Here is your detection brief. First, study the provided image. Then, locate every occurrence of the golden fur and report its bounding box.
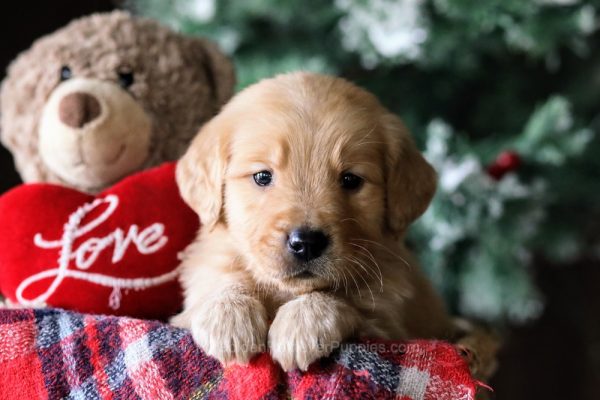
[172,72,460,371]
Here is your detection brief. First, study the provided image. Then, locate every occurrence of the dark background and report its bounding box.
[1,2,598,398]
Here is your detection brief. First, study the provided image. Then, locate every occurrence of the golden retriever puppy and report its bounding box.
[172,72,457,371]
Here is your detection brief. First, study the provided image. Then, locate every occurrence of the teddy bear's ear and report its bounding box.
[188,38,236,110]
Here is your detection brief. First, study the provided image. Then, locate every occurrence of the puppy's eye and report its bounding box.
[60,66,72,81]
[340,172,363,191]
[118,70,134,88]
[253,170,273,186]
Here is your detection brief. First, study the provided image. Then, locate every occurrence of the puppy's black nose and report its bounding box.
[287,228,329,262]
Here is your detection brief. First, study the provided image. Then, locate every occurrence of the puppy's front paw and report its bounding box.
[173,294,268,366]
[268,292,357,371]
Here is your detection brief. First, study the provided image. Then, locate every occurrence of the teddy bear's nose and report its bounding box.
[58,92,102,128]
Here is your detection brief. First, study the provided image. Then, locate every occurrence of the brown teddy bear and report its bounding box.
[0,10,235,193]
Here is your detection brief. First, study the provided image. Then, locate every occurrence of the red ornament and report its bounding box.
[487,150,521,180]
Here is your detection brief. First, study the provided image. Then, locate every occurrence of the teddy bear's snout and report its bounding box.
[38,77,153,191]
[58,92,102,129]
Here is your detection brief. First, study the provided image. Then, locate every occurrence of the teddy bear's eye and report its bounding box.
[118,71,135,88]
[60,66,72,81]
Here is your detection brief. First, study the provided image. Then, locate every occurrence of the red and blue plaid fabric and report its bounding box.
[0,308,481,399]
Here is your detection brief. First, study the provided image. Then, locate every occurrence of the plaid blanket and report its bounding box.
[0,308,481,399]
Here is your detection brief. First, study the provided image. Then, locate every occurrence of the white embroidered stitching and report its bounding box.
[16,194,173,310]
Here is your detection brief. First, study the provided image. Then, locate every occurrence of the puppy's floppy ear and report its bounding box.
[381,113,437,236]
[176,117,230,230]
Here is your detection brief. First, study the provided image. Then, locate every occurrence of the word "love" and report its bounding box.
[16,195,176,310]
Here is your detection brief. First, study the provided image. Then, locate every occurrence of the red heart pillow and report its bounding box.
[0,162,199,320]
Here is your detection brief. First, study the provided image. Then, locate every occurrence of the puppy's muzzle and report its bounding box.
[287,228,329,263]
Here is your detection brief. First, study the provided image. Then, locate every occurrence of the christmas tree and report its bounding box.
[128,0,600,323]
